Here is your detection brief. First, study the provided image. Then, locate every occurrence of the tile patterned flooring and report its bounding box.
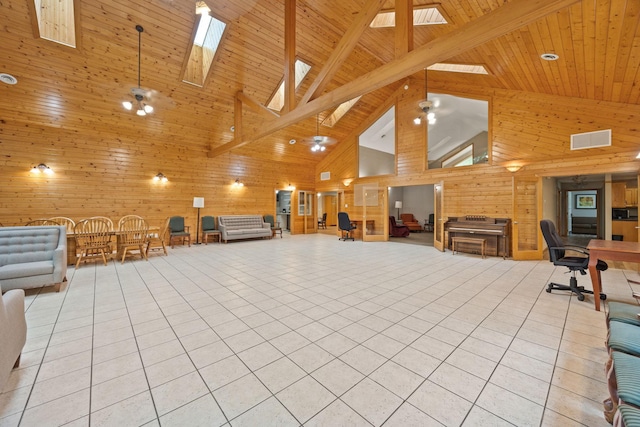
[1,233,639,426]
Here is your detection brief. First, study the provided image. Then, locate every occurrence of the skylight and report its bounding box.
[323,96,362,127]
[182,2,227,87]
[370,6,447,28]
[32,0,76,47]
[427,63,489,75]
[267,60,311,111]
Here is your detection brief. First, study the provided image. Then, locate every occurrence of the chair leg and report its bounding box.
[547,273,594,301]
[13,355,20,369]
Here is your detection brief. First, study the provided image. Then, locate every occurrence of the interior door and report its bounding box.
[299,190,316,234]
[513,176,543,260]
[362,185,387,242]
[433,182,445,251]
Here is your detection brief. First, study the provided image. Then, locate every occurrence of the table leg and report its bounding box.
[588,256,602,311]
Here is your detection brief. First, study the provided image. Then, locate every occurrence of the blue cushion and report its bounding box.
[608,302,640,327]
[618,404,640,427]
[609,320,640,356]
[613,351,640,407]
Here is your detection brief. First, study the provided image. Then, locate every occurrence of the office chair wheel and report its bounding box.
[577,294,585,301]
[546,287,552,293]
[600,293,607,301]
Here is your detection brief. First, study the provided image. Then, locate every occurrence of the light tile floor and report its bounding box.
[1,233,638,426]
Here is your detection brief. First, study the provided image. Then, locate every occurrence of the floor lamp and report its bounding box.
[395,201,403,219]
[193,197,204,244]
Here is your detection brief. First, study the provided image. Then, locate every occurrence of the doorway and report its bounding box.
[388,184,435,246]
[317,191,338,236]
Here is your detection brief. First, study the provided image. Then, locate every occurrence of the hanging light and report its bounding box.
[30,163,53,175]
[153,172,168,182]
[122,25,154,116]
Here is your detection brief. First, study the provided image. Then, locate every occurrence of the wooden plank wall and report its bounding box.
[0,120,315,234]
[316,76,640,223]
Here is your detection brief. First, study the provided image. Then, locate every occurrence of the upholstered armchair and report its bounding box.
[0,285,27,390]
[389,216,410,237]
[400,213,422,232]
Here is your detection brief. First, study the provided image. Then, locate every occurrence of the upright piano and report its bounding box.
[444,216,511,259]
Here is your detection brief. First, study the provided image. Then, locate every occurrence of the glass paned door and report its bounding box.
[362,185,387,242]
[433,182,445,251]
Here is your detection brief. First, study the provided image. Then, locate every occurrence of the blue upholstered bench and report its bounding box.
[608,302,640,327]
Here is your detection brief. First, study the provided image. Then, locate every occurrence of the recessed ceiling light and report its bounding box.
[289,139,296,145]
[0,73,17,85]
[541,53,559,61]
[230,126,235,132]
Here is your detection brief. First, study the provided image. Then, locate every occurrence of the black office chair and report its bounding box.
[540,219,607,301]
[425,213,434,232]
[338,212,356,241]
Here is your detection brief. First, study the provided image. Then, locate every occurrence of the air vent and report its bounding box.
[571,129,611,150]
[320,172,330,181]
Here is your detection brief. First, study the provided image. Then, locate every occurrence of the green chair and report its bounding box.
[201,215,219,244]
[168,216,191,248]
[264,214,282,238]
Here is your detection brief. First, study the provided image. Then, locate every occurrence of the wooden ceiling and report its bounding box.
[1,0,639,166]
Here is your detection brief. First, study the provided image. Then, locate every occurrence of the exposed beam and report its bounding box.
[283,0,296,113]
[236,91,280,119]
[299,0,386,105]
[395,0,413,57]
[209,0,580,158]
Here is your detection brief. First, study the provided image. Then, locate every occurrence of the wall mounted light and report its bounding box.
[286,183,295,191]
[343,179,352,187]
[505,165,522,173]
[153,173,168,182]
[30,163,53,175]
[233,178,244,187]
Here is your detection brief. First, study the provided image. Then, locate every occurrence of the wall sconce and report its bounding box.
[505,165,522,173]
[153,172,168,182]
[286,183,295,191]
[30,163,53,175]
[233,179,244,187]
[343,179,352,187]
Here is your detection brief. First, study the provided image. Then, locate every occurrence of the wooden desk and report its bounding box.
[350,219,374,239]
[587,239,640,311]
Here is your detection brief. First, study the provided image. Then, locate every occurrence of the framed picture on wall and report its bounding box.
[576,194,596,209]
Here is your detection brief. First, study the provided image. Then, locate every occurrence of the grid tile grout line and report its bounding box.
[0,234,627,426]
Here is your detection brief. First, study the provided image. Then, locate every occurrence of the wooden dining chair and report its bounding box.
[73,218,112,268]
[117,216,149,263]
[24,219,60,226]
[47,217,75,233]
[146,217,169,256]
[88,216,115,254]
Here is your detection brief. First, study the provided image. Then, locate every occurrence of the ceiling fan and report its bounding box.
[122,25,155,116]
[302,114,337,152]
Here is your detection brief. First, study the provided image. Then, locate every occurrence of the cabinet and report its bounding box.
[613,183,627,208]
[626,188,638,207]
[612,220,638,242]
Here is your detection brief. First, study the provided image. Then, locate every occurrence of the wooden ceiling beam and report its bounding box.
[299,0,386,105]
[395,0,413,57]
[236,91,280,119]
[283,0,296,113]
[209,0,580,158]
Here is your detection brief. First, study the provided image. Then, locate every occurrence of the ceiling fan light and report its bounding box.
[144,104,154,114]
[413,117,421,125]
[428,117,436,125]
[427,112,435,120]
[136,109,146,116]
[122,101,133,110]
[320,146,326,151]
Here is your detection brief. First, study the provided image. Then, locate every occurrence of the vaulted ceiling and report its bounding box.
[1,0,638,167]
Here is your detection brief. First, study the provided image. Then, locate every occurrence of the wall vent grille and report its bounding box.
[571,129,611,150]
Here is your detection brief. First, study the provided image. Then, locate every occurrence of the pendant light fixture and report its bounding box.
[122,25,154,116]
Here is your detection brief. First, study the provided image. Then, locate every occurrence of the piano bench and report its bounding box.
[452,237,487,259]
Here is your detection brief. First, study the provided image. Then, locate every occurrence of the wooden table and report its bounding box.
[587,239,640,311]
[67,227,159,265]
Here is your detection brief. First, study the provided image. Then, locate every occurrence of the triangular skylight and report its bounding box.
[32,0,77,47]
[427,63,489,75]
[183,2,227,87]
[267,60,311,111]
[322,96,362,128]
[370,6,447,28]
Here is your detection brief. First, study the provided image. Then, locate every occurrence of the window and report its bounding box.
[31,0,77,47]
[267,60,311,111]
[323,96,362,128]
[182,2,227,87]
[359,106,396,178]
[427,93,489,169]
[370,6,447,28]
